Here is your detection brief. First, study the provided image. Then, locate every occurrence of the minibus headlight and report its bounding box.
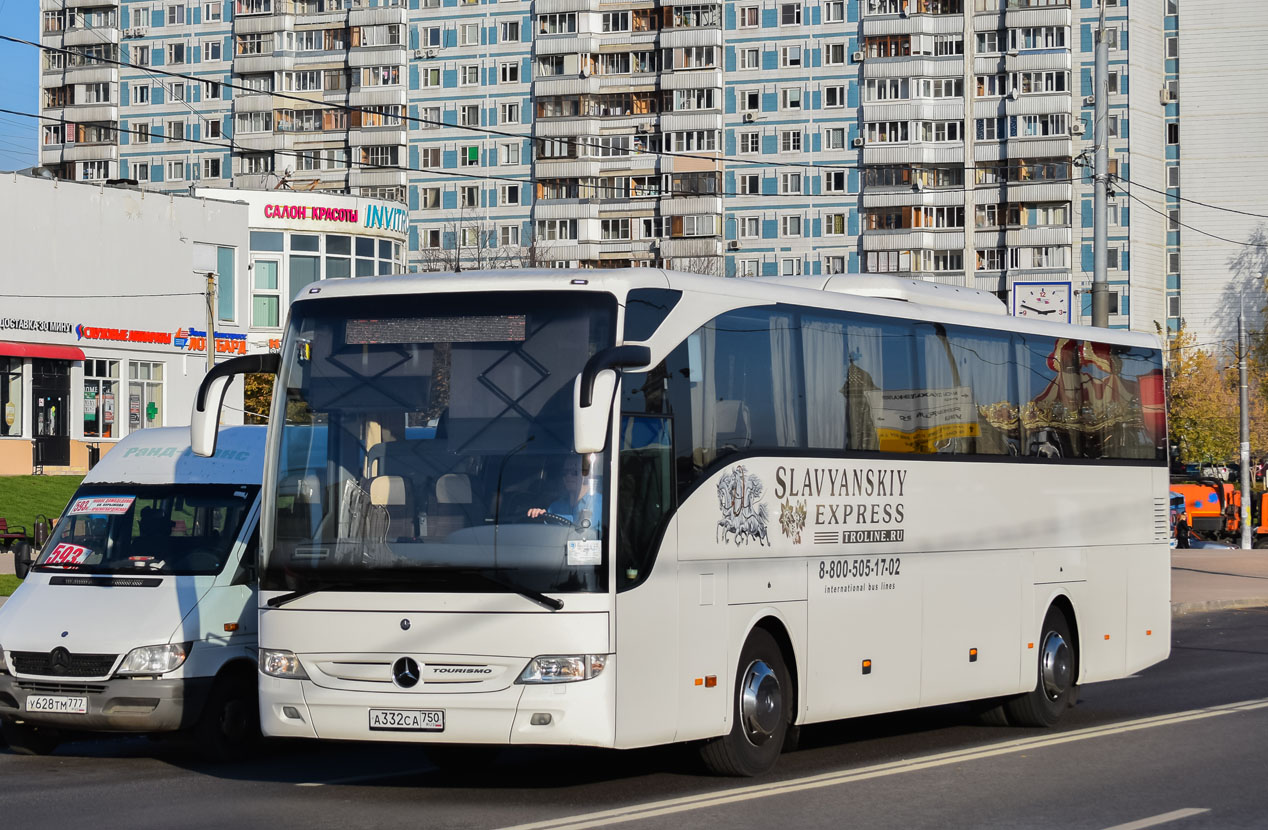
[517,654,608,684]
[116,643,190,676]
[260,648,309,680]
[0,644,8,674]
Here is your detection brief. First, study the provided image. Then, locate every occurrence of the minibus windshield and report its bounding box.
[34,484,260,576]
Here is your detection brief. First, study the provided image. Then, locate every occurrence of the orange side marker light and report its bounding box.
[705,675,717,688]
[224,623,239,632]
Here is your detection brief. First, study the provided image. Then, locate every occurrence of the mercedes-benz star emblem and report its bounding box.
[392,657,420,688]
[400,618,411,631]
[49,646,72,675]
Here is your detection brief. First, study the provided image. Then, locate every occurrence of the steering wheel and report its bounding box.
[538,512,573,527]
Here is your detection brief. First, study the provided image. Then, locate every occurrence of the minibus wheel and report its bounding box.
[195,671,260,762]
[699,628,790,777]
[1004,606,1078,727]
[1,719,61,755]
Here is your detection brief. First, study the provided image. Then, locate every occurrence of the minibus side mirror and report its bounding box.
[574,345,651,454]
[12,541,32,580]
[191,353,280,457]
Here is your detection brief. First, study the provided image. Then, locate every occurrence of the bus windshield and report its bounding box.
[265,290,617,597]
[34,484,259,576]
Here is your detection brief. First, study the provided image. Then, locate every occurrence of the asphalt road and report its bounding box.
[2,608,1266,830]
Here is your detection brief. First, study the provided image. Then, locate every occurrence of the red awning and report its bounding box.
[0,341,86,360]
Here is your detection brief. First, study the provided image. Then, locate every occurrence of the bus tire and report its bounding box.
[194,670,260,762]
[699,628,791,777]
[1,719,62,755]
[1004,606,1077,727]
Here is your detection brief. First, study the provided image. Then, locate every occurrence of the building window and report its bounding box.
[781,257,802,276]
[500,142,520,165]
[780,130,801,152]
[824,213,846,235]
[500,225,520,247]
[128,361,164,431]
[739,48,760,70]
[824,128,845,150]
[780,87,802,110]
[500,61,520,83]
[738,174,759,195]
[781,215,802,237]
[166,159,185,181]
[83,359,120,439]
[167,42,186,64]
[251,258,280,327]
[460,65,479,86]
[167,4,185,25]
[824,255,846,274]
[1168,296,1180,318]
[460,22,479,45]
[1,358,21,438]
[500,183,520,205]
[1167,122,1179,144]
[500,102,520,125]
[780,45,802,67]
[460,145,479,166]
[740,132,760,154]
[204,2,222,21]
[824,86,845,108]
[500,20,519,41]
[779,3,801,25]
[739,6,759,26]
[779,172,802,194]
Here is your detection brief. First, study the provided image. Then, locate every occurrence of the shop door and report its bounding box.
[32,359,71,467]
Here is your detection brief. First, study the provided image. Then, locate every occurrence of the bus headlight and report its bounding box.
[517,654,608,684]
[0,643,8,674]
[260,648,309,680]
[116,643,190,676]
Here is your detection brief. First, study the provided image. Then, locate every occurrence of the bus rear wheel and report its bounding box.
[699,628,791,777]
[1005,607,1078,727]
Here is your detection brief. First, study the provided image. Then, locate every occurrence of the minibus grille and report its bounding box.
[12,651,118,678]
[15,681,109,695]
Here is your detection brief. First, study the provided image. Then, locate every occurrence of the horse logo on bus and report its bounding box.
[716,465,770,547]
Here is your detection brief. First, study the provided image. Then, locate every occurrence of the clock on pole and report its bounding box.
[1011,281,1072,323]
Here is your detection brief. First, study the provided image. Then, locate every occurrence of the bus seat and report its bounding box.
[370,475,416,540]
[715,399,752,450]
[428,474,473,538]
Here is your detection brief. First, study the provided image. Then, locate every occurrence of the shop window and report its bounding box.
[128,361,164,431]
[252,259,280,327]
[217,246,235,322]
[1,358,21,437]
[83,359,120,439]
[356,237,375,277]
[326,234,351,279]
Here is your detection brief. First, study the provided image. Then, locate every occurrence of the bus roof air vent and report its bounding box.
[820,276,1007,316]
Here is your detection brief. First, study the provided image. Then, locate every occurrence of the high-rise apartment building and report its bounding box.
[37,0,1194,334]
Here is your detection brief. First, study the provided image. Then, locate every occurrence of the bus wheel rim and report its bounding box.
[740,660,781,746]
[1040,630,1072,700]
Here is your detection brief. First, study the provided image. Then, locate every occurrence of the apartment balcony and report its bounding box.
[862,101,964,122]
[973,181,1072,204]
[862,187,967,208]
[64,26,119,47]
[233,92,275,113]
[533,117,600,137]
[349,127,406,146]
[233,14,295,34]
[534,158,601,178]
[661,111,722,132]
[971,6,1070,29]
[971,94,1071,120]
[532,201,600,221]
[861,229,966,251]
[533,0,592,13]
[348,87,405,108]
[41,142,120,165]
[597,74,659,93]
[64,104,118,122]
[972,227,1072,248]
[973,137,1071,162]
[234,132,293,152]
[348,167,407,188]
[861,13,966,37]
[233,54,294,74]
[598,153,659,174]
[661,69,721,90]
[533,76,601,97]
[660,195,722,215]
[658,28,720,49]
[973,52,1070,75]
[536,36,599,56]
[861,57,964,79]
[348,48,407,68]
[661,236,721,259]
[348,6,406,25]
[862,143,964,165]
[61,65,118,85]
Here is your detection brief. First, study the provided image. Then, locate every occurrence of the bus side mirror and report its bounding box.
[191,353,280,457]
[12,541,32,580]
[573,345,651,455]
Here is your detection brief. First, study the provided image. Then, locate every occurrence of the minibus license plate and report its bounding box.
[368,708,444,731]
[27,695,88,714]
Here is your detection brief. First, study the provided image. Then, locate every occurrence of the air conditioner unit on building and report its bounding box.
[851,51,865,63]
[1160,88,1176,104]
[426,48,438,57]
[1006,48,1020,56]
[1071,122,1086,135]
[639,123,655,132]
[1008,88,1020,101]
[727,240,740,250]
[852,136,864,148]
[743,112,756,122]
[1083,95,1096,106]
[413,49,424,59]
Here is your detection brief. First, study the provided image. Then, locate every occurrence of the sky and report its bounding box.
[0,2,40,171]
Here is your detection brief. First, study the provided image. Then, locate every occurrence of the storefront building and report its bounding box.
[0,176,407,475]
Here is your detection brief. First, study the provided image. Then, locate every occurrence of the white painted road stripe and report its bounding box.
[1101,808,1211,830]
[495,698,1268,830]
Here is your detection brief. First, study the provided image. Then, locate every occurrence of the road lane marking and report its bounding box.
[1101,808,1210,830]
[496,698,1268,830]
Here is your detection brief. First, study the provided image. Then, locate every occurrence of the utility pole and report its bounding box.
[205,272,216,371]
[1239,312,1252,549]
[1091,0,1110,328]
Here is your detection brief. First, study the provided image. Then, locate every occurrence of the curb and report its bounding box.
[1171,598,1268,617]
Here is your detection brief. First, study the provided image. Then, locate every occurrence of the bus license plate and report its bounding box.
[368,708,444,732]
[27,695,88,714]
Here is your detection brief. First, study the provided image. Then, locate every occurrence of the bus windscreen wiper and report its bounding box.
[456,569,564,611]
[266,580,365,608]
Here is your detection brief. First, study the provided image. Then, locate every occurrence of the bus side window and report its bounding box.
[232,525,260,587]
[616,414,673,591]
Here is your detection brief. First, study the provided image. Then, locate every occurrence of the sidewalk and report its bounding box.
[2,549,1267,615]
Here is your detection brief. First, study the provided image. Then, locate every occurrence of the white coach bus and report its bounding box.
[191,269,1170,776]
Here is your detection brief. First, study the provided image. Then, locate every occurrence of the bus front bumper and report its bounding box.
[260,670,616,747]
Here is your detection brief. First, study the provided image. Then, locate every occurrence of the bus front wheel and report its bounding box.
[699,628,791,777]
[1005,607,1078,727]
